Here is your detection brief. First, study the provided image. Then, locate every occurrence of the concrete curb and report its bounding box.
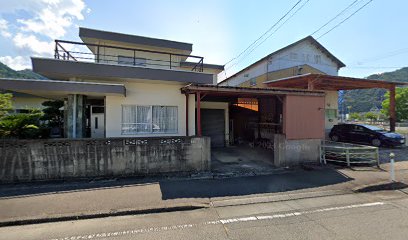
[0,204,207,228]
[210,189,353,207]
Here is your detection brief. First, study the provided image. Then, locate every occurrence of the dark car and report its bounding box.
[329,124,406,147]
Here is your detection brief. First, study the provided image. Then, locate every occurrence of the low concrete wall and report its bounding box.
[274,134,321,166]
[0,137,210,183]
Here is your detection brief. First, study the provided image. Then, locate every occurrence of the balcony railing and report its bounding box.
[54,40,204,72]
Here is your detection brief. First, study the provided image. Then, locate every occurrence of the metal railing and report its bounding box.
[54,40,204,72]
[320,141,380,166]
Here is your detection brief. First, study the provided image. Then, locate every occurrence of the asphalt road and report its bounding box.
[1,190,408,240]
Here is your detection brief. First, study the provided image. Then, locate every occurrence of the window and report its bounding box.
[118,55,146,66]
[249,78,257,87]
[325,109,337,119]
[121,105,178,134]
[290,52,298,60]
[314,55,321,64]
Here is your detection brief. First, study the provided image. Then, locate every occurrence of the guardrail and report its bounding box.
[54,40,204,72]
[320,141,379,166]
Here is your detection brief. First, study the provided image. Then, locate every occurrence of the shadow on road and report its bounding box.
[159,168,352,200]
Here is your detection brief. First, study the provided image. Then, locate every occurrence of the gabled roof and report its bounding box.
[79,27,193,52]
[219,36,346,85]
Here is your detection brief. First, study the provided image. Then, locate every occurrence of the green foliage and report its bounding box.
[41,100,64,127]
[0,61,46,79]
[349,112,361,120]
[342,67,408,113]
[0,93,13,118]
[0,109,44,139]
[381,87,408,121]
[364,112,379,121]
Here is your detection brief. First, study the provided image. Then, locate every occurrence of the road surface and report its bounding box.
[1,189,408,240]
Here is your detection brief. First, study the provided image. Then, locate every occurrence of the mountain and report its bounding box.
[341,67,408,113]
[0,61,46,80]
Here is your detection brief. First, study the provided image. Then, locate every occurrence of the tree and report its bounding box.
[0,93,12,118]
[41,100,64,127]
[382,88,408,121]
[349,112,361,121]
[364,112,379,122]
[0,109,44,139]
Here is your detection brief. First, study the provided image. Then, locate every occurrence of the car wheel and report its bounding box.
[331,135,339,142]
[371,138,381,147]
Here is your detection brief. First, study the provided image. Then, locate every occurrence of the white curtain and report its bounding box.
[122,105,177,134]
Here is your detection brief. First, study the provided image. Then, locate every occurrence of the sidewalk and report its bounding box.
[0,162,407,227]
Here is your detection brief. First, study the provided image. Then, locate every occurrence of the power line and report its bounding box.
[224,0,304,67]
[311,0,360,36]
[225,0,310,72]
[316,0,374,39]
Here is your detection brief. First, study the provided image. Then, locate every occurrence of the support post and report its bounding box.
[185,93,189,136]
[346,148,350,167]
[389,85,396,132]
[307,79,315,90]
[197,92,202,137]
[96,46,100,63]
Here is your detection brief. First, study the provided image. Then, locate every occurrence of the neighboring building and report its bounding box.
[219,36,346,133]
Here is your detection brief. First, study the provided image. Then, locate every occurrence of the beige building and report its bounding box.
[219,36,346,133]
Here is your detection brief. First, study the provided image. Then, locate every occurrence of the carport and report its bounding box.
[181,84,326,168]
[264,73,408,132]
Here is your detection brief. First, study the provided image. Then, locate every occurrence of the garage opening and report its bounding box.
[182,85,326,173]
[201,109,226,148]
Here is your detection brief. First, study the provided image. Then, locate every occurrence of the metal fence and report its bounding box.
[320,141,379,166]
[54,40,204,72]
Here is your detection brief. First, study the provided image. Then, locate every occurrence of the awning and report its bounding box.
[0,78,126,99]
[264,73,408,90]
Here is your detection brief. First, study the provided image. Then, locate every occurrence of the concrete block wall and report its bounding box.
[0,137,211,183]
[274,134,321,166]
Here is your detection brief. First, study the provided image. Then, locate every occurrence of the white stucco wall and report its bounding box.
[220,61,267,86]
[105,81,195,138]
[324,90,339,132]
[222,39,341,86]
[268,41,339,76]
[12,97,47,110]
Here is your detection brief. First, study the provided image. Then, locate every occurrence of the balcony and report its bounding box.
[54,40,204,72]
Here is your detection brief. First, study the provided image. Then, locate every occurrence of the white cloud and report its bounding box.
[16,0,86,39]
[0,19,12,38]
[0,56,31,70]
[13,33,54,55]
[0,0,87,70]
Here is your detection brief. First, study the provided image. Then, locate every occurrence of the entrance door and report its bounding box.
[91,108,105,138]
[201,109,225,147]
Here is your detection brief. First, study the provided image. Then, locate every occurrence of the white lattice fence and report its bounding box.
[320,141,379,166]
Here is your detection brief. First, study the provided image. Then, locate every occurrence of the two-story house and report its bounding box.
[219,36,346,133]
[12,27,224,139]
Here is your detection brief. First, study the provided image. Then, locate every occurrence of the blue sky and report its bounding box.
[0,0,407,80]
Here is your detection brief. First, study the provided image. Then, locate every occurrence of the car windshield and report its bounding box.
[362,125,386,132]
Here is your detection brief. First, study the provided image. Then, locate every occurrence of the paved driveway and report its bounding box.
[379,146,408,163]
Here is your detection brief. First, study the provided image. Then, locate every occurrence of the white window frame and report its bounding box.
[121,105,178,135]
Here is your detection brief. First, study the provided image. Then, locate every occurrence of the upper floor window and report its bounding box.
[290,52,298,60]
[118,55,146,66]
[314,55,321,64]
[249,78,257,87]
